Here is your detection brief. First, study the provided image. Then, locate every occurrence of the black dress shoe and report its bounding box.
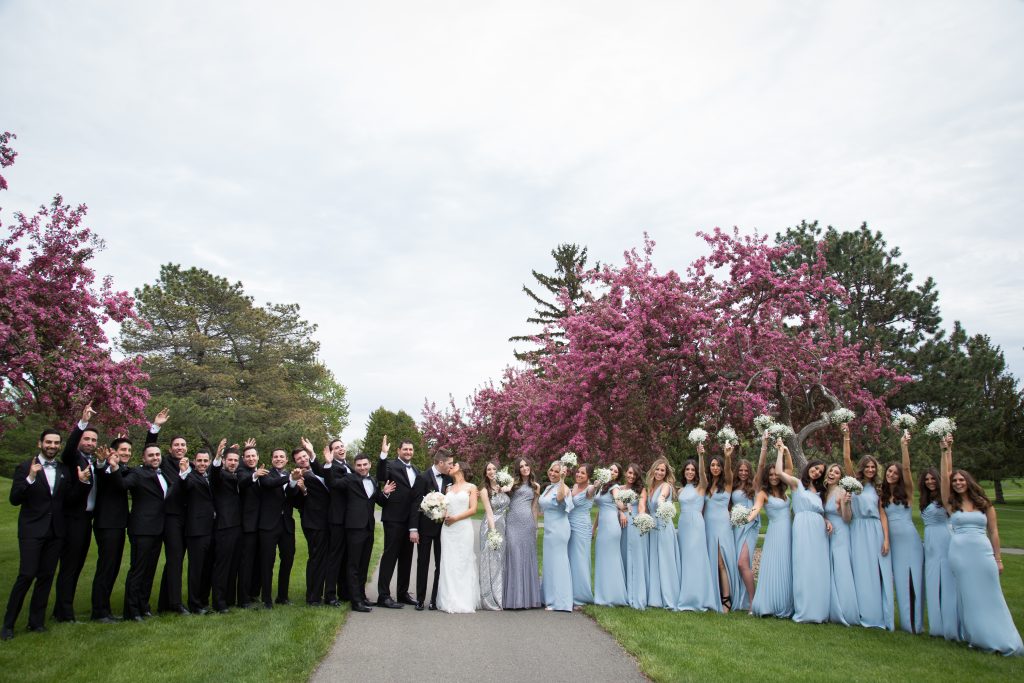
[415,601,425,611]
[352,602,372,613]
[217,608,230,614]
[377,597,403,609]
[1,627,13,641]
[194,608,209,616]
[306,601,322,607]
[398,594,418,606]
[131,616,145,623]
[275,598,292,606]
[428,602,437,611]
[325,600,343,607]
[94,616,119,624]
[263,602,274,609]
[142,611,153,618]
[53,616,76,624]
[27,625,47,633]
[176,606,191,616]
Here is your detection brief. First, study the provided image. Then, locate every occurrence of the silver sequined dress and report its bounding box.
[478,489,509,610]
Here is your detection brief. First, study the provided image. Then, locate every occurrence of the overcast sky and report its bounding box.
[2,1,1022,444]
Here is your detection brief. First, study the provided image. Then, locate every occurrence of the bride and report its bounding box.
[436,461,481,613]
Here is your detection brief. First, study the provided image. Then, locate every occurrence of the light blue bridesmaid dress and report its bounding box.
[567,488,595,605]
[791,482,830,623]
[921,501,958,640]
[886,501,924,633]
[676,484,717,611]
[825,491,859,625]
[750,494,792,618]
[593,484,627,606]
[622,495,648,610]
[539,484,574,612]
[704,489,738,612]
[948,510,1023,656]
[646,484,679,609]
[730,488,759,611]
[850,484,894,630]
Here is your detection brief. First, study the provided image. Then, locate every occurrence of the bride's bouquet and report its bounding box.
[592,467,612,486]
[838,476,863,494]
[495,468,513,488]
[613,488,638,506]
[485,529,503,551]
[730,504,753,528]
[655,501,676,524]
[420,491,448,522]
[632,513,656,536]
[560,451,578,468]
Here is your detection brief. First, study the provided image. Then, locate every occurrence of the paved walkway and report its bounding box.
[310,520,648,683]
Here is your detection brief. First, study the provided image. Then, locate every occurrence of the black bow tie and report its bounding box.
[42,460,57,469]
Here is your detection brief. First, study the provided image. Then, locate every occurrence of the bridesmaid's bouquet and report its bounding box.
[687,428,709,444]
[730,504,753,528]
[753,414,776,434]
[716,426,738,446]
[891,413,918,431]
[420,491,448,522]
[829,407,856,425]
[632,513,656,536]
[560,452,578,468]
[839,476,863,494]
[766,423,795,439]
[495,468,513,488]
[592,467,612,486]
[613,488,639,506]
[655,501,676,524]
[485,529,503,551]
[925,417,957,438]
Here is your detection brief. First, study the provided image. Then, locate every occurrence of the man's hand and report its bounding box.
[28,460,42,481]
[78,466,91,483]
[81,402,96,424]
[245,438,256,449]
[380,435,391,456]
[255,465,269,478]
[383,480,397,495]
[153,407,170,427]
[290,468,303,481]
[301,437,314,455]
[409,530,420,544]
[216,438,227,458]
[179,457,190,473]
[323,445,334,464]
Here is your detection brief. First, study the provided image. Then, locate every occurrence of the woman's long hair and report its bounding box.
[733,458,755,500]
[645,457,676,497]
[800,459,827,504]
[880,462,909,508]
[855,455,881,494]
[917,467,941,512]
[510,456,539,495]
[706,455,726,496]
[624,463,644,495]
[948,469,991,513]
[599,462,623,495]
[760,463,787,500]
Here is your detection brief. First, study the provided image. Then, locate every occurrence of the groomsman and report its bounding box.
[181,448,216,614]
[256,448,297,608]
[53,404,100,622]
[326,453,395,612]
[236,442,265,608]
[157,431,189,614]
[210,444,242,613]
[410,449,453,610]
[2,430,85,640]
[292,441,330,606]
[319,439,352,605]
[376,437,419,608]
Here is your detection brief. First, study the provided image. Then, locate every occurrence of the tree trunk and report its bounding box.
[994,478,1005,504]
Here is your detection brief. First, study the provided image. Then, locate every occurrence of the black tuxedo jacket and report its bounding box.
[60,425,95,515]
[9,457,77,539]
[326,469,387,530]
[120,465,177,536]
[257,469,296,532]
[181,470,216,537]
[237,465,261,533]
[93,428,158,530]
[376,456,418,526]
[159,454,187,516]
[210,466,241,530]
[311,458,351,526]
[410,468,453,537]
[292,470,330,531]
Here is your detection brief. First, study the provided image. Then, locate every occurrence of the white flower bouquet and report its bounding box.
[420,491,448,522]
[687,428,709,444]
[829,408,856,425]
[891,413,918,431]
[592,467,612,486]
[753,415,776,434]
[632,513,656,536]
[717,426,738,446]
[485,529,503,551]
[730,504,753,528]
[614,488,639,506]
[766,423,795,439]
[560,451,578,468]
[839,476,863,494]
[495,468,513,488]
[925,417,956,438]
[655,501,676,524]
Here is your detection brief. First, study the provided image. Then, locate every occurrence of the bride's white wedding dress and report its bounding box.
[436,486,480,613]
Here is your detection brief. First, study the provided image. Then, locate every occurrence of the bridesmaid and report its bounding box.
[777,452,831,623]
[592,463,627,606]
[568,464,597,606]
[919,453,958,639]
[824,462,858,626]
[704,443,737,613]
[675,450,717,612]
[749,439,793,618]
[502,457,542,610]
[942,436,1022,656]
[842,423,894,630]
[730,435,764,612]
[642,457,679,609]
[539,460,573,612]
[478,461,510,611]
[621,463,649,610]
[881,430,924,633]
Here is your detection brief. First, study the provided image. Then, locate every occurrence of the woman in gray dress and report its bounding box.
[502,457,542,609]
[479,461,511,610]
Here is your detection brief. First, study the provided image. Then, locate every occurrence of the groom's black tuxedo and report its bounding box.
[411,467,452,606]
[375,455,418,602]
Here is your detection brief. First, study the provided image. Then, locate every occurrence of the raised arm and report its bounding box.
[697,443,708,493]
[753,433,768,492]
[375,435,390,484]
[723,442,735,493]
[841,423,854,476]
[939,434,953,515]
[783,445,794,476]
[775,441,799,489]
[900,430,915,505]
[747,490,768,522]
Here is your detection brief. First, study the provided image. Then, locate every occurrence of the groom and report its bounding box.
[410,449,453,610]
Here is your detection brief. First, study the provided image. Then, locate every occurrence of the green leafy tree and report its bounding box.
[509,243,594,363]
[118,264,349,450]
[363,406,429,470]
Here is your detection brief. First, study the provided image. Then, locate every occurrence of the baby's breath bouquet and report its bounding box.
[592,467,612,486]
[560,452,578,468]
[495,468,513,488]
[891,413,918,431]
[925,417,956,438]
[753,415,776,434]
[839,476,863,494]
[687,428,709,445]
[766,423,795,439]
[632,513,656,536]
[655,501,676,524]
[829,408,856,425]
[614,488,639,506]
[730,504,753,528]
[485,529,503,551]
[716,426,738,446]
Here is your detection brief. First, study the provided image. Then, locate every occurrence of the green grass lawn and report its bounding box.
[0,477,385,683]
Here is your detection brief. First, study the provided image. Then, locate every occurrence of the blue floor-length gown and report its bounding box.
[730,488,759,611]
[886,502,924,633]
[676,484,717,611]
[567,488,595,605]
[825,492,859,626]
[750,495,792,618]
[622,496,648,610]
[791,482,830,623]
[948,511,1023,656]
[704,489,737,612]
[539,485,573,612]
[646,484,679,609]
[593,485,627,606]
[850,485,894,630]
[922,501,958,640]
